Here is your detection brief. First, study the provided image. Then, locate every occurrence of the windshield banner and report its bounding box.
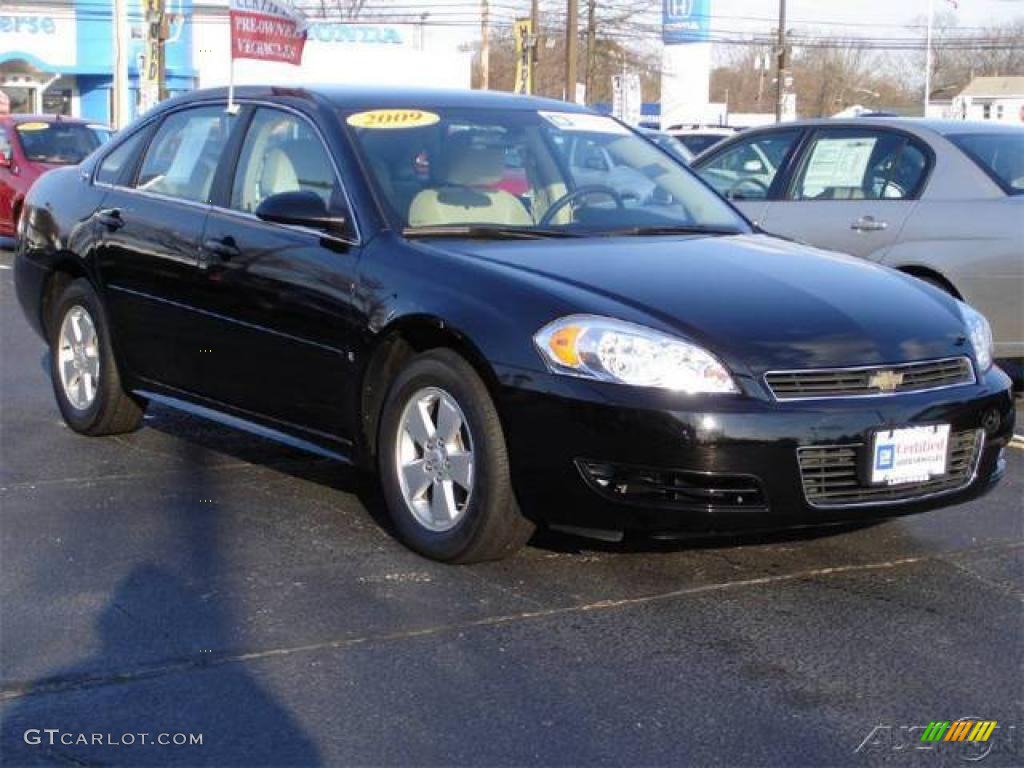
[229,0,308,65]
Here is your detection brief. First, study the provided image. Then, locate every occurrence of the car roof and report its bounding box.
[0,114,94,126]
[735,116,1023,138]
[161,85,591,114]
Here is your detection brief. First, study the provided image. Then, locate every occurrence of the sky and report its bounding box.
[711,0,1024,33]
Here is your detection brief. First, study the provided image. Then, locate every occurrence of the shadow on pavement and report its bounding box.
[1,433,322,766]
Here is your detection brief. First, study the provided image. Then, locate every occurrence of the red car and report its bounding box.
[0,115,112,238]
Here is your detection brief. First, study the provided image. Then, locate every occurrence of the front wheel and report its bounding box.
[49,278,145,435]
[377,349,534,563]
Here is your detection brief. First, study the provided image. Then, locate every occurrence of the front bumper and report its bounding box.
[496,364,1014,533]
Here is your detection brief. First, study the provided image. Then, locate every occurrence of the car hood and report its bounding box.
[444,233,972,374]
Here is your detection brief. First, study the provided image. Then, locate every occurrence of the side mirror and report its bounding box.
[254,190,348,236]
[742,159,764,173]
[0,150,10,168]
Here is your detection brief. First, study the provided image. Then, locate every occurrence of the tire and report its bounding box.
[377,348,534,563]
[49,278,145,436]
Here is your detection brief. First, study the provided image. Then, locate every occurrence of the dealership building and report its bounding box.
[1,1,470,125]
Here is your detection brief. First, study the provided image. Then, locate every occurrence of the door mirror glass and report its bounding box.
[742,159,764,173]
[255,190,347,234]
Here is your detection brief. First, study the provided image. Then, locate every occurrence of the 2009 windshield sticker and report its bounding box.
[16,122,50,132]
[347,110,440,130]
[538,111,630,135]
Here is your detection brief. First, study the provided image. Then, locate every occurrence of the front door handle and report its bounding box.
[96,208,124,230]
[201,237,240,266]
[850,215,888,232]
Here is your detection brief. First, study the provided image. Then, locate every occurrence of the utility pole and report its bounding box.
[140,0,166,115]
[774,0,788,122]
[565,0,578,102]
[584,0,596,105]
[924,0,934,116]
[530,0,539,95]
[480,0,490,90]
[112,0,129,128]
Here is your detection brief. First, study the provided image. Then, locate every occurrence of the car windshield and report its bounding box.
[15,122,103,164]
[676,134,728,155]
[345,107,749,237]
[647,132,694,165]
[948,132,1024,195]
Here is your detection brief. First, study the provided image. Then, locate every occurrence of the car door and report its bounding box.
[94,105,236,392]
[0,126,15,235]
[757,127,930,260]
[189,105,364,441]
[693,128,804,226]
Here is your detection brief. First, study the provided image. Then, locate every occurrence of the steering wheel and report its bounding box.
[540,185,625,226]
[727,177,769,200]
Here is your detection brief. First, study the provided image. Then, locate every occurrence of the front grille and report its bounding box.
[577,460,767,511]
[797,429,982,508]
[765,357,974,400]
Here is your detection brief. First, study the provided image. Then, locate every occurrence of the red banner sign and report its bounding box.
[229,0,307,65]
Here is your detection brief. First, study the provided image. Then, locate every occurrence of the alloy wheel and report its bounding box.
[395,386,475,532]
[57,305,101,410]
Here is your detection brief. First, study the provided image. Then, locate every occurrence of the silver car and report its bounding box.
[693,118,1023,367]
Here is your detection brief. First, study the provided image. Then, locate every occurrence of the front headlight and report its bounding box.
[960,303,994,372]
[534,315,738,394]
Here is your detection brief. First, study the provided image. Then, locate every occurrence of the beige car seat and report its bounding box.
[409,136,531,227]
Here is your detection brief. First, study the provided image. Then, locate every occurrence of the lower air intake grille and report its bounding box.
[797,429,982,508]
[765,357,974,400]
[577,460,767,511]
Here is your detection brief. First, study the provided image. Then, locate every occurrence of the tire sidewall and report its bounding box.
[378,354,506,562]
[49,280,117,432]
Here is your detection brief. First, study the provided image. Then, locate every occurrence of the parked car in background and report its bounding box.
[14,87,1014,562]
[667,126,737,156]
[693,118,1024,371]
[638,127,694,165]
[0,115,111,238]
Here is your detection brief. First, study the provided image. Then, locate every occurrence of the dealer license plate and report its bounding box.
[870,425,950,486]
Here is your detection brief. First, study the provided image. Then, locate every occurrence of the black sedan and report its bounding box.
[14,86,1015,562]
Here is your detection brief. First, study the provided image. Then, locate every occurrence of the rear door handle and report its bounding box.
[201,237,240,265]
[96,208,124,230]
[850,215,888,232]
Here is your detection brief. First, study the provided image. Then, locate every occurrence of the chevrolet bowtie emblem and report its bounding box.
[869,369,905,392]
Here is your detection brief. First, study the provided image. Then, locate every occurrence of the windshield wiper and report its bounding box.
[402,225,580,240]
[595,225,744,237]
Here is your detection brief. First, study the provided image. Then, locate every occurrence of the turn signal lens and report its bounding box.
[547,325,583,367]
[534,315,739,394]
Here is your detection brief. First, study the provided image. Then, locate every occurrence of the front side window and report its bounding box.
[949,132,1024,195]
[791,130,927,201]
[696,130,800,201]
[14,121,103,164]
[347,107,748,235]
[136,107,232,203]
[231,108,341,213]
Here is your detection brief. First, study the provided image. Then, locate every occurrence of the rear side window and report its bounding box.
[136,107,232,203]
[95,128,150,186]
[791,130,928,201]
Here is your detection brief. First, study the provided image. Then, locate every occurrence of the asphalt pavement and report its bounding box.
[1,246,1022,767]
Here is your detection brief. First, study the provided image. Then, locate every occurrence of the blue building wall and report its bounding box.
[1,0,196,123]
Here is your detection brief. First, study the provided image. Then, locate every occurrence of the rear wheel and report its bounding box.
[49,278,145,435]
[378,349,534,563]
